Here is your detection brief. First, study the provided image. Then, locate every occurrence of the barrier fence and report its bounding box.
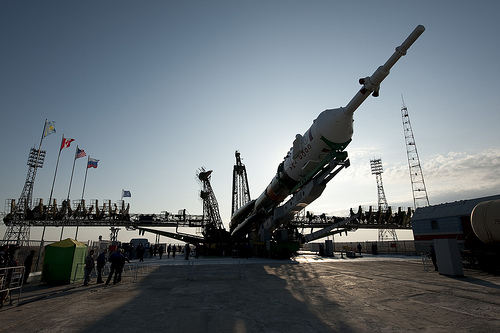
[0,266,25,308]
[304,240,417,255]
[73,260,248,284]
[187,260,246,280]
[74,262,154,284]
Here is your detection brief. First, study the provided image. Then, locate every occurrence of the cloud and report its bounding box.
[333,148,500,209]
[421,149,500,203]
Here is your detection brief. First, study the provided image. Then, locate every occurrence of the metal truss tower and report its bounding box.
[370,158,397,242]
[197,167,224,238]
[401,99,430,209]
[3,147,46,245]
[231,151,251,216]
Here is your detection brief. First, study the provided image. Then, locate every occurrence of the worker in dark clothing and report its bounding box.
[136,243,145,262]
[158,245,164,259]
[23,250,35,284]
[96,249,107,283]
[84,250,95,286]
[429,244,438,271]
[184,244,191,260]
[106,249,129,285]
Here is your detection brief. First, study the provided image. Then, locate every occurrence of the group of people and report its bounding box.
[1,245,36,307]
[134,243,196,260]
[84,247,130,286]
[0,245,18,269]
[1,245,35,285]
[83,242,198,285]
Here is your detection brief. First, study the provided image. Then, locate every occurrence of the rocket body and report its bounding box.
[256,108,353,211]
[232,108,354,235]
[284,107,353,182]
[230,25,425,236]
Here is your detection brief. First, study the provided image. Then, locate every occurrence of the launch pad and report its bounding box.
[3,25,424,258]
[3,255,500,332]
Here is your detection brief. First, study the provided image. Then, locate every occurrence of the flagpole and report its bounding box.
[56,135,67,241]
[26,120,48,213]
[68,145,80,240]
[35,119,49,270]
[49,134,64,209]
[77,155,91,241]
[82,155,90,200]
[38,133,64,263]
[67,145,78,202]
[34,119,47,170]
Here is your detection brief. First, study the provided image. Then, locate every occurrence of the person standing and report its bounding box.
[137,243,144,262]
[96,249,107,283]
[429,244,438,271]
[84,249,95,286]
[172,244,176,258]
[23,250,35,284]
[158,245,164,259]
[115,249,129,284]
[184,244,191,260]
[167,244,171,258]
[106,249,129,285]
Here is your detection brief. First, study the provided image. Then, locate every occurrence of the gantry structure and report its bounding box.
[197,167,226,243]
[231,151,251,216]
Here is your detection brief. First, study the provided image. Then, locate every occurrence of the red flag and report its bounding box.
[61,138,75,150]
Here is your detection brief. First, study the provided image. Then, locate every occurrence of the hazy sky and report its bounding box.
[1,1,500,243]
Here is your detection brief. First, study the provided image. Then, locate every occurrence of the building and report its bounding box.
[411,194,500,253]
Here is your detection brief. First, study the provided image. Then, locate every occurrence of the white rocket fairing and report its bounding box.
[230,25,425,236]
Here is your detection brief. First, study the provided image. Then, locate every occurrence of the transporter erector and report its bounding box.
[230,25,425,245]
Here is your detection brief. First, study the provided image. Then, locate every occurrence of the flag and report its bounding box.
[61,138,75,150]
[87,158,99,168]
[76,147,86,159]
[122,190,131,198]
[44,121,56,137]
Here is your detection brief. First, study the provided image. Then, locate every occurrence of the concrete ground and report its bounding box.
[1,253,500,332]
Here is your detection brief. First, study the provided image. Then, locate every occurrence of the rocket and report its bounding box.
[230,25,425,237]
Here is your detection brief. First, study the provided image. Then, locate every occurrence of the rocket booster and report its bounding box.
[230,25,425,236]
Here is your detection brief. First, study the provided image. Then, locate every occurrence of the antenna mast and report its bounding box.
[401,97,430,209]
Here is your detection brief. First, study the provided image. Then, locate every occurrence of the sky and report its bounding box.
[1,1,500,244]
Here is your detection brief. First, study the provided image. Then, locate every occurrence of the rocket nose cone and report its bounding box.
[315,108,354,144]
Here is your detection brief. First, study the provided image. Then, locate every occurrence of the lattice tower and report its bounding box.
[401,99,430,209]
[370,158,398,242]
[3,147,45,245]
[231,151,251,216]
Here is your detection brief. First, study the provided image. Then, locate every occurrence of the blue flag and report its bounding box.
[122,190,131,198]
[44,121,56,137]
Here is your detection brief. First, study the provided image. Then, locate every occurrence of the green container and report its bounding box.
[41,238,88,285]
